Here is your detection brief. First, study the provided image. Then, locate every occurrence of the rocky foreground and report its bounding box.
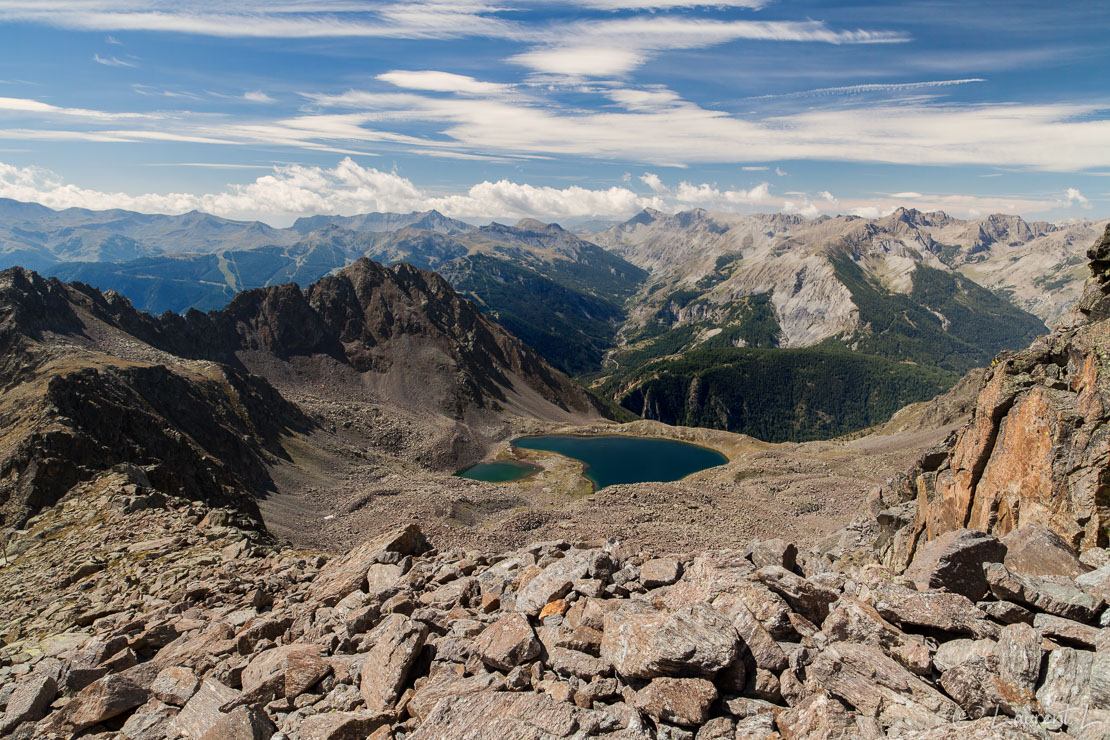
[1,461,1109,739]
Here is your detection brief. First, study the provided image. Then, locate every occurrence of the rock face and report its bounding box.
[852,223,1110,570]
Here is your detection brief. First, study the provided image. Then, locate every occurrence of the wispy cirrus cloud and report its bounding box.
[93,53,136,67]
[512,18,908,76]
[747,78,987,101]
[0,96,155,120]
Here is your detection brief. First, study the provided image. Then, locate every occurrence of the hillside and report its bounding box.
[601,346,955,442]
[0,261,605,536]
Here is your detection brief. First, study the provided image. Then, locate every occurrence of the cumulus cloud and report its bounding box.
[1064,187,1090,208]
[0,158,667,225]
[0,159,1094,226]
[639,172,667,192]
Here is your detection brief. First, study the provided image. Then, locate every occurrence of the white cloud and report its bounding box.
[639,172,667,192]
[890,191,922,198]
[1064,187,1090,208]
[0,1,519,40]
[0,96,154,120]
[243,90,276,103]
[0,157,663,225]
[748,78,986,100]
[673,180,769,205]
[775,167,787,176]
[377,70,512,96]
[513,18,907,77]
[93,53,135,67]
[742,165,768,171]
[568,0,768,8]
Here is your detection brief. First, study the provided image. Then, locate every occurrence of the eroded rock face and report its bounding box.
[866,226,1110,569]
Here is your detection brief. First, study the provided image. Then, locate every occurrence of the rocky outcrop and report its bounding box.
[4,467,1110,739]
[847,224,1110,569]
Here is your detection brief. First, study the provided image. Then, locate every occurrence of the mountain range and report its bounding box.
[1,198,1106,440]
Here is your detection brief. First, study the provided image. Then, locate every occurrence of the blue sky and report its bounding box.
[0,0,1106,226]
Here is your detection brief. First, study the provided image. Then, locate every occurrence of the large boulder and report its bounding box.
[472,613,541,671]
[984,562,1102,622]
[359,614,428,712]
[600,603,739,679]
[806,642,965,732]
[1002,525,1090,579]
[904,529,1006,601]
[632,677,717,727]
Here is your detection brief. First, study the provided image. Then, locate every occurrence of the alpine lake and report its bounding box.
[456,434,728,490]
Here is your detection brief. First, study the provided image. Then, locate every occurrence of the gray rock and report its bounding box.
[905,529,1006,601]
[932,639,997,674]
[152,666,199,707]
[1002,525,1090,579]
[600,602,739,679]
[359,613,428,712]
[871,583,999,639]
[632,677,717,727]
[822,597,932,675]
[806,641,965,731]
[641,557,683,589]
[0,673,56,735]
[985,562,1102,623]
[171,678,241,740]
[1035,612,1101,648]
[996,622,1042,695]
[744,539,798,571]
[754,565,839,624]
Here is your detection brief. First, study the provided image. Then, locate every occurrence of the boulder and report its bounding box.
[712,594,787,673]
[775,692,857,740]
[633,677,717,727]
[197,705,275,740]
[871,583,999,639]
[1034,612,1101,648]
[984,562,1102,622]
[641,557,683,589]
[754,566,839,623]
[514,550,607,616]
[309,525,428,606]
[806,642,965,731]
[171,678,240,740]
[152,666,199,707]
[472,612,541,671]
[1002,525,1091,579]
[904,529,1006,601]
[359,613,428,712]
[406,690,614,739]
[1036,647,1094,718]
[298,710,393,740]
[996,623,1042,698]
[744,539,798,571]
[938,654,1027,717]
[408,672,504,722]
[60,661,158,733]
[932,639,996,674]
[600,602,739,679]
[822,597,931,675]
[0,673,56,735]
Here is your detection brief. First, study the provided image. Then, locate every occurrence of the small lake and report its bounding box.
[511,434,727,489]
[456,459,542,483]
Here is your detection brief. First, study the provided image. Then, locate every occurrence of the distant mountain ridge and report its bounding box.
[8,204,648,375]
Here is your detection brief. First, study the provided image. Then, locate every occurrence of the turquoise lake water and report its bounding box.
[510,434,727,489]
[456,459,542,483]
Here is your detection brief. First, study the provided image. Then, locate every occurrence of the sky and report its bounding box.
[0,0,1106,227]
